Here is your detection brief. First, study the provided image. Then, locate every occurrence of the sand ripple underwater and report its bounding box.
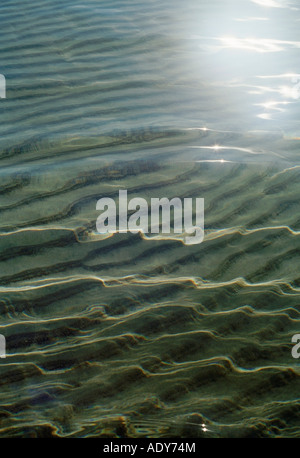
[0,0,300,437]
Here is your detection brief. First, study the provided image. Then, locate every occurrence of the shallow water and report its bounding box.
[0,0,300,438]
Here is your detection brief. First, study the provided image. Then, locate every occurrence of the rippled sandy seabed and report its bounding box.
[0,0,300,438]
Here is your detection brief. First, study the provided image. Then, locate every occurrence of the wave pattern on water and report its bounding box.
[0,0,300,439]
[0,158,299,438]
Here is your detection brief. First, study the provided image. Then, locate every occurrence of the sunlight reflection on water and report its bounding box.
[184,0,300,136]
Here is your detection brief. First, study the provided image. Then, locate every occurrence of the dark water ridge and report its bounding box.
[0,0,300,438]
